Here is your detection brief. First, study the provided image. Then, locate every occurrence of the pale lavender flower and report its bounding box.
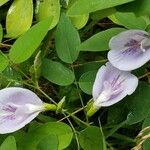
[0,87,44,134]
[108,30,150,71]
[92,62,138,108]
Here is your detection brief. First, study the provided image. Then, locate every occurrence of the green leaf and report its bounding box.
[0,24,2,43]
[6,0,33,38]
[42,59,75,86]
[37,134,58,150]
[9,17,52,63]
[55,13,80,63]
[67,0,135,16]
[36,0,60,29]
[0,52,9,72]
[18,122,73,150]
[79,28,125,51]
[0,136,16,150]
[79,126,106,150]
[114,12,147,29]
[117,0,150,16]
[70,14,89,30]
[79,70,97,94]
[91,8,116,21]
[0,0,9,7]
[126,82,150,125]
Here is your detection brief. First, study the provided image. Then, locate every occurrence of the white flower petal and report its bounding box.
[92,65,107,100]
[108,48,150,71]
[92,62,138,107]
[109,30,148,50]
[0,87,43,134]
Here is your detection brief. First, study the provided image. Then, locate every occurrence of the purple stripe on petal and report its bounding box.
[108,30,150,71]
[0,87,44,134]
[92,62,138,108]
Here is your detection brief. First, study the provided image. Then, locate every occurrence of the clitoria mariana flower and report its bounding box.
[108,30,150,71]
[87,62,138,117]
[0,87,56,134]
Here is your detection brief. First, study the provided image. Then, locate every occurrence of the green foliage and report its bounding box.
[55,13,80,63]
[126,82,150,125]
[37,134,58,150]
[70,14,89,30]
[79,126,106,150]
[36,0,60,29]
[0,0,9,7]
[0,52,8,72]
[79,28,125,51]
[18,122,73,150]
[9,17,52,63]
[42,58,75,86]
[0,0,150,149]
[67,0,135,16]
[79,70,97,94]
[0,136,16,150]
[113,12,147,29]
[6,0,33,38]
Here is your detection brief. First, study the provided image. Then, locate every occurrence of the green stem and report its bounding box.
[65,111,90,127]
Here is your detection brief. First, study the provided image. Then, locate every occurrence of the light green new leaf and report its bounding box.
[67,0,135,16]
[79,126,106,150]
[79,28,125,51]
[114,12,147,29]
[6,0,33,38]
[0,52,9,72]
[70,14,89,29]
[0,136,16,150]
[79,70,97,94]
[0,24,2,43]
[18,122,73,150]
[9,17,52,63]
[0,0,9,7]
[42,59,75,86]
[36,0,60,29]
[67,0,89,29]
[55,13,80,63]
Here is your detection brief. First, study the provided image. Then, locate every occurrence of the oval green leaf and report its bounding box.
[79,28,125,51]
[79,126,106,150]
[70,14,89,29]
[67,0,135,16]
[55,13,80,63]
[126,82,150,125]
[9,17,52,63]
[37,134,58,150]
[36,0,60,30]
[18,122,73,150]
[79,70,97,94]
[114,12,147,29]
[42,58,75,86]
[0,136,16,150]
[6,0,33,38]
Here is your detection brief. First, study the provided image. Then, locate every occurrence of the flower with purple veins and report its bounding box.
[0,87,56,134]
[87,62,138,117]
[108,30,150,71]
